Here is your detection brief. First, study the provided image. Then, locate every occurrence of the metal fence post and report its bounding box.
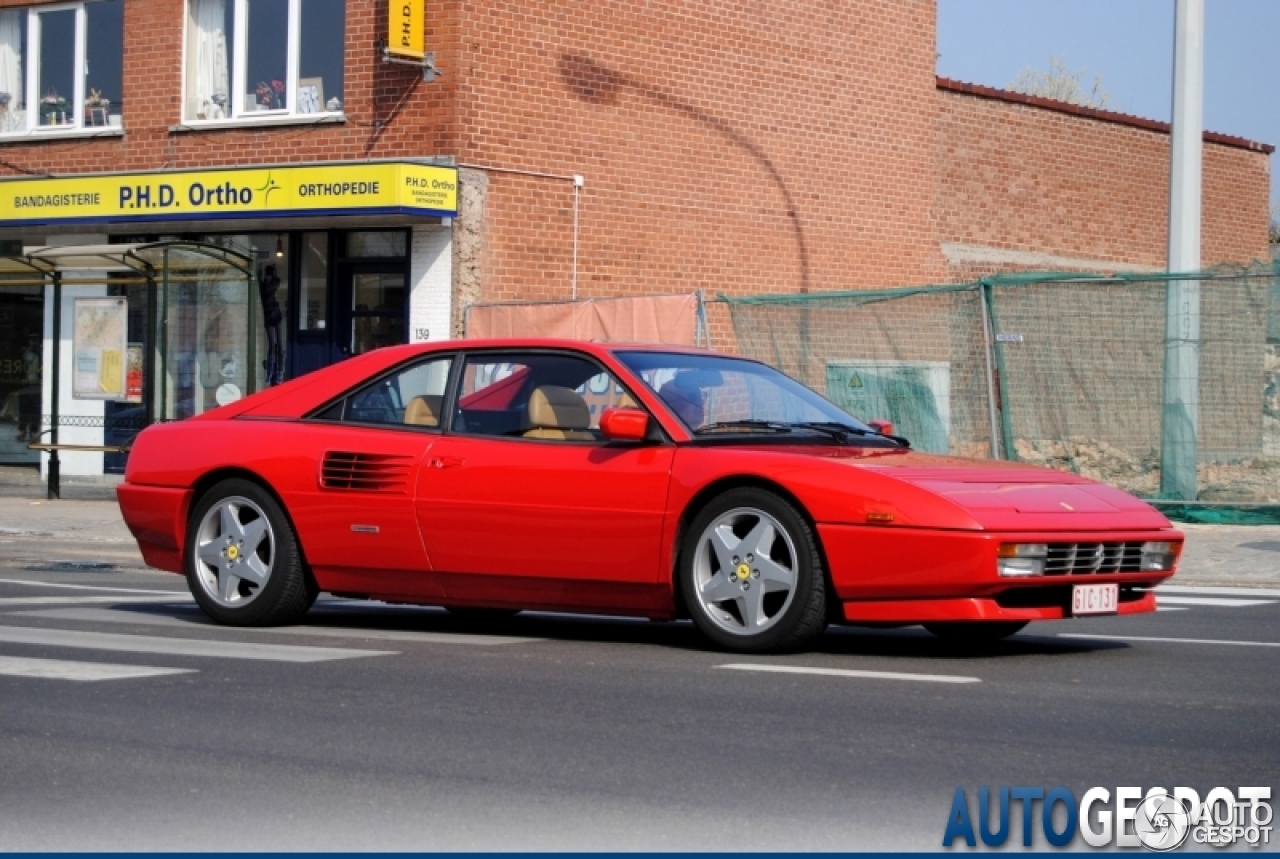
[978,281,1002,460]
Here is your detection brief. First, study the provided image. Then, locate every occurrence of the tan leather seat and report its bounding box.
[616,391,640,409]
[404,394,443,427]
[523,385,595,440]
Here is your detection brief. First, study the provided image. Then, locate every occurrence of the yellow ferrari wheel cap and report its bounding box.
[226,545,240,560]
[736,562,751,579]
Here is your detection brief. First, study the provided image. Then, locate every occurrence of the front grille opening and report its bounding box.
[1044,542,1145,575]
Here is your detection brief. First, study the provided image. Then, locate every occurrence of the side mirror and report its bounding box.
[600,407,650,442]
[868,418,895,436]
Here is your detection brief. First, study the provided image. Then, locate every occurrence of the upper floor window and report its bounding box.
[0,0,123,136]
[184,0,344,123]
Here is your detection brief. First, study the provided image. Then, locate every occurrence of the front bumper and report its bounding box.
[817,523,1178,624]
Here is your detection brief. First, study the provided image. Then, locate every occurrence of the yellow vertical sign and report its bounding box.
[388,0,424,60]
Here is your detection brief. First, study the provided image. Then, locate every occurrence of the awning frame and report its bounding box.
[0,240,256,498]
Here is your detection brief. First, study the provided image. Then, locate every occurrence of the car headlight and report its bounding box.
[997,543,1048,577]
[1140,541,1180,571]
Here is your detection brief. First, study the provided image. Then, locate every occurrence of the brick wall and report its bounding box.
[456,0,941,304]
[934,80,1273,279]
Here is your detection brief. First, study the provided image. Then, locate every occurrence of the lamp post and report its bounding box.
[1160,0,1204,501]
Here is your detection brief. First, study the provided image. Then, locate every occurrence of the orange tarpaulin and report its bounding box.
[465,294,700,345]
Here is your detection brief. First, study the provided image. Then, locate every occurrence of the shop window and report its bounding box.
[299,232,328,331]
[184,0,344,123]
[0,0,124,136]
[346,231,406,258]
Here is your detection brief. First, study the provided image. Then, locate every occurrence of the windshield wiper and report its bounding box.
[693,420,793,435]
[786,421,911,447]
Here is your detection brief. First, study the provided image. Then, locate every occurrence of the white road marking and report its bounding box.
[1155,606,1188,612]
[0,579,184,596]
[1154,595,1275,607]
[1158,584,1280,599]
[1059,633,1280,649]
[0,596,190,607]
[14,608,542,646]
[715,663,981,684]
[0,625,396,662]
[0,655,195,682]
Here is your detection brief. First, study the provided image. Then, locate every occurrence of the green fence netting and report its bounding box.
[722,262,1280,523]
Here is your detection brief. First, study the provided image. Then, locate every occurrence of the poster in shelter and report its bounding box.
[72,297,129,400]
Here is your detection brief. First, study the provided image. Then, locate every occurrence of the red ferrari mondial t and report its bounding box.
[118,340,1182,653]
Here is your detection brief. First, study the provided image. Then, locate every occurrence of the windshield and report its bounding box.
[614,351,877,438]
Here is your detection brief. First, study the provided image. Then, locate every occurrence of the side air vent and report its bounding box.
[320,452,412,492]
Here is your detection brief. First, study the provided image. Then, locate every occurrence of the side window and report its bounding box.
[331,356,451,428]
[453,353,632,441]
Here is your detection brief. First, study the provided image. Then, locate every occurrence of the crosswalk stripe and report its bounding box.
[15,607,542,646]
[1060,633,1280,649]
[1154,595,1275,607]
[0,655,196,682]
[0,596,191,607]
[1158,584,1280,598]
[0,578,185,596]
[716,663,981,684]
[0,625,396,662]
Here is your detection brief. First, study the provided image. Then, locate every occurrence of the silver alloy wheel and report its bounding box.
[691,506,798,636]
[192,495,275,608]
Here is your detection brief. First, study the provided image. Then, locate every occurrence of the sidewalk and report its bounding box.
[1,497,1277,587]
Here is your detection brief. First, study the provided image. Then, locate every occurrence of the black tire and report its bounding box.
[679,487,827,653]
[185,478,317,626]
[923,621,1028,643]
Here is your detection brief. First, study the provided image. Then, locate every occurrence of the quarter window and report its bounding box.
[323,357,452,428]
[0,0,124,136]
[184,0,344,122]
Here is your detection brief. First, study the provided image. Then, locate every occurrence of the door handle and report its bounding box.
[427,456,464,469]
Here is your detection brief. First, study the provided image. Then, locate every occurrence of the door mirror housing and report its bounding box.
[868,418,895,436]
[600,407,650,442]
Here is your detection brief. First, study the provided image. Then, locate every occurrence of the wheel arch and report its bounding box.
[187,467,315,577]
[670,474,835,615]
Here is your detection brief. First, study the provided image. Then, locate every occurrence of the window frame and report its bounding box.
[305,353,456,433]
[0,2,101,139]
[447,349,660,446]
[182,0,344,126]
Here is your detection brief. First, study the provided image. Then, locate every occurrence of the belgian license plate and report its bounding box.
[1072,583,1118,615]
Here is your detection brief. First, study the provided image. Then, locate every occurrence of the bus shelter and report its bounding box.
[0,241,256,498]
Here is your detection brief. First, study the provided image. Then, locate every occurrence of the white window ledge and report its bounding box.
[0,127,125,145]
[169,113,347,133]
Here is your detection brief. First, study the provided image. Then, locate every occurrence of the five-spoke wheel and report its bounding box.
[681,488,826,653]
[186,478,316,626]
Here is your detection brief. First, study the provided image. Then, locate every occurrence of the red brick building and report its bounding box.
[0,0,1270,477]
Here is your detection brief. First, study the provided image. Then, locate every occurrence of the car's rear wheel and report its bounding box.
[186,478,316,626]
[923,621,1028,642]
[680,488,826,653]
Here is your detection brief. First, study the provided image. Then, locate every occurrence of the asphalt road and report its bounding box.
[0,549,1276,850]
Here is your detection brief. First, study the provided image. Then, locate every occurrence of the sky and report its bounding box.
[937,0,1278,212]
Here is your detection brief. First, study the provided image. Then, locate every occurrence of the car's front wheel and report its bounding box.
[923,621,1028,642]
[186,478,316,626]
[680,488,827,653]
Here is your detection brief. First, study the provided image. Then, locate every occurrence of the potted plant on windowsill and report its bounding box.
[39,89,70,126]
[254,79,285,111]
[85,89,110,126]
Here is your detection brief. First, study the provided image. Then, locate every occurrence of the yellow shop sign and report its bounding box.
[0,162,457,227]
[387,0,425,60]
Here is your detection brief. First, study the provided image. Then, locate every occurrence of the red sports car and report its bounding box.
[117,340,1182,653]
